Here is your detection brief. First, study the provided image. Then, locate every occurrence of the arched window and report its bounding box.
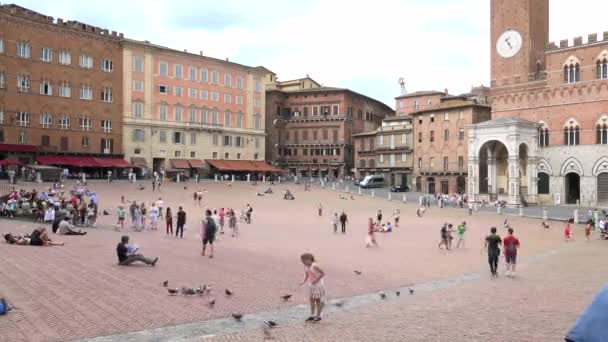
[597,58,608,79]
[538,123,549,147]
[564,61,580,84]
[564,121,580,146]
[597,124,608,144]
[537,172,550,194]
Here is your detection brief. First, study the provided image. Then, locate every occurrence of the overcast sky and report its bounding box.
[13,0,608,108]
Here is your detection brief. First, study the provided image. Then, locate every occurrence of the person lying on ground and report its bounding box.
[29,227,63,246]
[4,233,30,245]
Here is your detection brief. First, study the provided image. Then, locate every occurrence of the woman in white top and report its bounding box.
[149,203,159,231]
[44,206,55,225]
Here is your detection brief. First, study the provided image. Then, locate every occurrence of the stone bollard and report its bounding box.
[594,210,599,226]
[371,189,375,198]
[388,192,392,200]
[232,175,235,182]
[345,186,349,193]
[403,194,407,203]
[214,174,218,182]
[332,183,336,190]
[358,187,362,195]
[519,207,523,217]
[542,208,548,221]
[497,205,502,215]
[574,209,579,224]
[247,174,250,182]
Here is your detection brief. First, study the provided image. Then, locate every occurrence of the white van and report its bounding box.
[359,175,385,188]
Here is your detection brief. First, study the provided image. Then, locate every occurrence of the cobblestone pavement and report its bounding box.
[0,180,605,342]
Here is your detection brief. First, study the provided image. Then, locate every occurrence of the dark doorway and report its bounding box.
[401,174,408,187]
[390,173,395,186]
[427,177,436,194]
[565,173,580,204]
[456,176,466,194]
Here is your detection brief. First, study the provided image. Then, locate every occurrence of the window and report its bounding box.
[538,172,550,194]
[190,132,197,144]
[101,120,112,133]
[564,61,580,83]
[235,136,243,147]
[236,95,243,105]
[212,134,218,145]
[158,85,169,94]
[80,84,93,100]
[134,56,143,72]
[17,42,30,59]
[255,99,261,108]
[40,80,52,95]
[101,87,113,103]
[200,69,208,82]
[459,110,464,120]
[564,123,580,146]
[190,151,196,158]
[430,114,435,123]
[212,110,219,125]
[79,117,92,131]
[379,154,384,164]
[59,116,70,129]
[201,109,208,123]
[598,59,608,80]
[175,150,181,157]
[443,157,449,171]
[101,138,113,154]
[189,88,197,98]
[173,131,184,144]
[333,105,339,115]
[418,118,422,124]
[418,132,422,143]
[236,112,243,128]
[224,110,231,127]
[83,136,91,149]
[188,107,197,123]
[174,64,183,79]
[378,135,384,145]
[538,126,549,147]
[213,152,218,158]
[134,148,141,155]
[59,50,71,65]
[17,75,30,92]
[211,91,219,101]
[40,47,52,62]
[459,128,465,141]
[159,130,167,143]
[19,130,27,144]
[159,62,168,76]
[17,112,30,126]
[323,129,328,140]
[444,129,449,141]
[254,78,261,92]
[159,104,167,121]
[200,90,209,100]
[458,156,464,169]
[79,55,93,69]
[133,80,144,92]
[211,71,219,84]
[224,73,232,87]
[418,158,422,168]
[237,153,241,159]
[40,113,52,128]
[401,133,407,144]
[41,135,50,147]
[189,66,197,81]
[132,129,145,142]
[0,39,3,53]
[102,58,113,72]
[255,137,260,148]
[174,87,183,97]
[59,81,71,97]
[597,124,608,145]
[401,153,407,162]
[224,152,230,159]
[0,72,4,89]
[430,130,435,142]
[430,157,435,168]
[413,100,419,110]
[254,113,261,129]
[427,98,433,105]
[174,106,183,122]
[224,135,232,146]
[236,75,243,89]
[390,154,395,167]
[444,112,449,121]
[224,94,232,104]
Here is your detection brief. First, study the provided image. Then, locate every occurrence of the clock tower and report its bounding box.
[491,0,549,87]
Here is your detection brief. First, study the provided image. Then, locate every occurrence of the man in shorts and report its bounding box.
[503,227,520,277]
[202,209,217,258]
[456,221,467,248]
[485,227,502,277]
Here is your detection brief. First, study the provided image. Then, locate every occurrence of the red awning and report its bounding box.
[0,144,37,153]
[187,159,206,168]
[37,156,130,167]
[205,159,287,173]
[93,158,132,168]
[170,159,190,169]
[0,159,23,166]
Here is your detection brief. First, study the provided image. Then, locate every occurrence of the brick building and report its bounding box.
[468,0,608,206]
[353,116,413,187]
[121,39,268,175]
[265,80,394,178]
[413,97,491,194]
[0,4,124,166]
[395,90,446,117]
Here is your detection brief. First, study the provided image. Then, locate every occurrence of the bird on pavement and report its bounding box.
[409,288,415,295]
[281,294,292,301]
[162,280,169,287]
[232,313,243,321]
[168,288,179,295]
[181,287,196,295]
[207,299,216,307]
[396,291,401,297]
[354,270,362,275]
[225,289,233,296]
[333,300,345,308]
[195,285,206,296]
[379,291,386,299]
[264,320,278,328]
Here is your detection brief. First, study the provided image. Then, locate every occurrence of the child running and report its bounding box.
[456,221,467,248]
[564,222,573,242]
[585,220,591,241]
[299,253,326,323]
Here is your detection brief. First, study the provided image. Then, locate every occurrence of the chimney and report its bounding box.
[573,36,582,46]
[199,51,203,56]
[559,39,568,48]
[588,33,597,43]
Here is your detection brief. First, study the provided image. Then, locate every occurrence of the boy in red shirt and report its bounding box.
[503,228,520,278]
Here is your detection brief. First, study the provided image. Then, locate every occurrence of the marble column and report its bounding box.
[507,155,521,206]
[487,149,497,196]
[467,157,479,202]
[527,157,538,204]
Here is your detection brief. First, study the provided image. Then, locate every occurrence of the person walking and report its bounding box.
[468,202,473,216]
[503,227,520,278]
[331,212,339,233]
[485,227,502,277]
[219,208,225,234]
[152,180,156,192]
[339,211,348,234]
[116,205,126,231]
[438,223,449,250]
[366,217,378,247]
[392,209,400,228]
[149,203,159,230]
[165,207,173,236]
[201,209,217,258]
[318,203,323,217]
[376,209,383,224]
[176,206,186,239]
[140,202,147,231]
[456,221,467,248]
[156,197,164,219]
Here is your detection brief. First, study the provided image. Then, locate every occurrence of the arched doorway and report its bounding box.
[456,176,466,194]
[537,172,550,194]
[415,176,421,192]
[565,173,580,204]
[598,173,608,204]
[478,140,509,195]
[427,177,436,194]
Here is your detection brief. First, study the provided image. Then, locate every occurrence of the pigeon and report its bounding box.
[333,300,345,308]
[102,209,109,215]
[409,288,414,295]
[396,291,401,297]
[264,320,278,328]
[281,294,292,301]
[379,291,386,299]
[168,288,179,295]
[162,280,169,287]
[207,299,216,307]
[354,270,362,275]
[541,221,550,229]
[181,287,196,296]
[184,186,188,190]
[232,313,243,321]
[225,289,233,296]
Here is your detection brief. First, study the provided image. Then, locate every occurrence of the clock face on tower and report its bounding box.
[496,30,523,59]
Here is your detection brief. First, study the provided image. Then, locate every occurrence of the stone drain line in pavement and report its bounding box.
[73,243,577,342]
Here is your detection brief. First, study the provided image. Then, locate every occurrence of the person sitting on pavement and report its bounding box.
[57,217,87,236]
[29,227,63,246]
[116,235,158,266]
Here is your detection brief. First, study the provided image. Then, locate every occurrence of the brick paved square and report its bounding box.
[0,180,605,342]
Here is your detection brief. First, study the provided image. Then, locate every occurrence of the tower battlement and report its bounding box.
[547,32,608,51]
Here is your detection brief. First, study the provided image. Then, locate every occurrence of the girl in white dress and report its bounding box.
[299,253,326,322]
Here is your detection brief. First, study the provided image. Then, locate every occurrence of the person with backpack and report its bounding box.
[245,204,253,224]
[503,227,520,278]
[485,227,502,277]
[201,209,217,258]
